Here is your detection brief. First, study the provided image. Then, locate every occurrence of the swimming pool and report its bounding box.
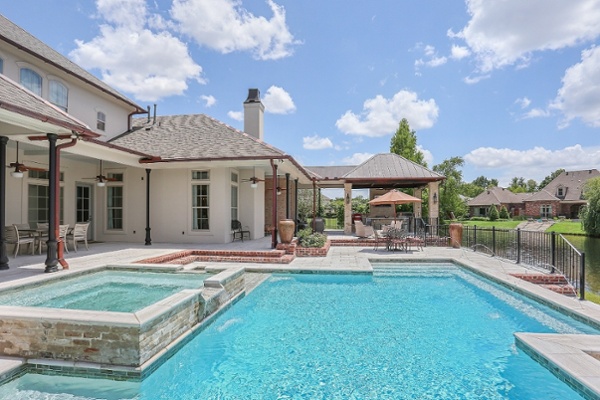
[1,263,597,399]
[0,270,207,312]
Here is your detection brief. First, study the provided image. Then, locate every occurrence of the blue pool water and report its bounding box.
[0,270,206,313]
[1,263,597,399]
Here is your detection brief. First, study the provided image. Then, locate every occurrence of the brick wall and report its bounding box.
[524,200,560,218]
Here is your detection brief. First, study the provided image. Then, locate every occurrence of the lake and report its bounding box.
[564,235,600,295]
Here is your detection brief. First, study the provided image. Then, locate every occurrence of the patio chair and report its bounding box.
[67,222,90,252]
[231,220,251,242]
[5,225,35,257]
[355,221,374,238]
[59,224,70,253]
[372,229,388,251]
[36,222,49,254]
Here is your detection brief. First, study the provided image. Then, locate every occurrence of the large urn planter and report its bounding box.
[449,223,463,248]
[279,219,295,244]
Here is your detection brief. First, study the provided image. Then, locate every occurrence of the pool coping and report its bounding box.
[2,250,600,398]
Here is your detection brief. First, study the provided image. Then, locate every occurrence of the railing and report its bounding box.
[454,226,585,300]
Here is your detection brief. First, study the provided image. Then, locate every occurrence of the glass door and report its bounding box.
[76,183,93,240]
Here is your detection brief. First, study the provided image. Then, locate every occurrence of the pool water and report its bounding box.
[1,263,596,399]
[0,270,207,313]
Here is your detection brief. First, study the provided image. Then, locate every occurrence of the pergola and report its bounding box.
[304,153,445,234]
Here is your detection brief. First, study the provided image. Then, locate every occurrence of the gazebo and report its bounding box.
[305,153,445,234]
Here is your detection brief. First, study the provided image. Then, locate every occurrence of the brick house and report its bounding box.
[467,187,529,218]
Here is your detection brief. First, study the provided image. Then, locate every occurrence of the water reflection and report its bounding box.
[565,235,600,294]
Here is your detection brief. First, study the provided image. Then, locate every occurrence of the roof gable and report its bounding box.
[542,169,600,201]
[0,14,143,111]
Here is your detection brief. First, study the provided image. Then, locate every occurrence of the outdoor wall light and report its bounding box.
[345,192,350,204]
[11,170,24,179]
[433,192,438,203]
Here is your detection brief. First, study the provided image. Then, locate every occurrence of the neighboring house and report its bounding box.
[527,169,600,218]
[467,187,529,218]
[467,169,600,219]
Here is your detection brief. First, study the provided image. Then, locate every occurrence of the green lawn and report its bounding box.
[459,220,521,229]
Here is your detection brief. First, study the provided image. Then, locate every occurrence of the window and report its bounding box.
[97,111,106,131]
[49,80,68,112]
[20,68,42,96]
[557,187,564,197]
[231,171,239,221]
[107,186,123,230]
[28,184,63,225]
[479,207,486,216]
[540,204,552,218]
[29,170,64,181]
[0,58,3,74]
[192,170,210,230]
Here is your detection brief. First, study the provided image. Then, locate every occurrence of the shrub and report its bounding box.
[499,206,509,219]
[489,205,499,221]
[297,228,327,248]
[470,217,488,221]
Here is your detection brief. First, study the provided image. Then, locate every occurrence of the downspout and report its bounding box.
[0,137,8,270]
[270,159,278,249]
[45,135,78,272]
[285,173,290,219]
[144,168,152,245]
[294,178,299,234]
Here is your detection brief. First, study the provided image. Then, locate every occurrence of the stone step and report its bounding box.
[510,273,569,285]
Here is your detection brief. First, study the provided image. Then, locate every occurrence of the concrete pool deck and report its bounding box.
[1,235,600,398]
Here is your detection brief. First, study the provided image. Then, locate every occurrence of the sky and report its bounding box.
[2,0,600,188]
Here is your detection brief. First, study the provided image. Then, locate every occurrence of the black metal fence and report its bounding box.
[434,225,586,300]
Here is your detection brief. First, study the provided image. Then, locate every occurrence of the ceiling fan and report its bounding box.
[267,186,287,195]
[241,167,265,188]
[8,142,47,178]
[83,160,118,187]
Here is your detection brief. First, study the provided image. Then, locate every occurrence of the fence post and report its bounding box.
[516,228,521,264]
[550,231,556,273]
[473,225,477,252]
[580,252,586,301]
[492,226,496,256]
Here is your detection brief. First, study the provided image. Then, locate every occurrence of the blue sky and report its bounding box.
[2,0,600,187]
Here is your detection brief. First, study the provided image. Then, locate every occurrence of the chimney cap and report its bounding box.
[245,88,261,103]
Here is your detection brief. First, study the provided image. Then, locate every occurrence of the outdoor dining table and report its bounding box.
[20,228,48,255]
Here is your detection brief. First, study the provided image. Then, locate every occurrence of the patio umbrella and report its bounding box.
[369,189,422,221]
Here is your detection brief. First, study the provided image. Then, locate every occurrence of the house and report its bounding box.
[0,14,443,272]
[467,187,530,218]
[525,169,600,218]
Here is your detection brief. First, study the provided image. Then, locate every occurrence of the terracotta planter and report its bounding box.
[279,219,295,244]
[449,223,463,248]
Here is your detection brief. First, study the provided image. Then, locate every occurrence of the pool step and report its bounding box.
[510,273,577,297]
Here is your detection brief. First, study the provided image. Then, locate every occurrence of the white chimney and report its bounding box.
[243,88,264,141]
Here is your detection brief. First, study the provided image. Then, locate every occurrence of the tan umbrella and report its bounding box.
[369,189,422,221]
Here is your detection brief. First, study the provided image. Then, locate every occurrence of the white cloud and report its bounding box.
[228,110,243,121]
[464,145,600,172]
[453,0,600,73]
[262,86,296,114]
[170,0,299,60]
[522,108,550,119]
[463,74,490,85]
[201,94,216,107]
[551,46,600,128]
[515,97,531,109]
[450,45,470,60]
[417,145,434,166]
[70,0,203,102]
[335,90,439,137]
[303,135,333,150]
[414,44,447,72]
[342,153,374,165]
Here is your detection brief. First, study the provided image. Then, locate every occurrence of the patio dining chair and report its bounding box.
[231,220,251,242]
[5,225,35,257]
[67,222,90,252]
[59,224,70,253]
[36,222,49,254]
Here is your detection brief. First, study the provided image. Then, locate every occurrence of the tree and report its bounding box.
[580,177,600,236]
[526,179,538,193]
[460,182,485,198]
[538,169,565,190]
[499,205,510,219]
[489,204,499,221]
[432,156,468,220]
[390,118,427,166]
[472,176,498,188]
[509,177,527,193]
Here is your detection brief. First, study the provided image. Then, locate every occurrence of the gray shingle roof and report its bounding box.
[541,169,600,201]
[524,189,558,202]
[0,14,143,111]
[468,187,530,206]
[0,73,93,134]
[304,165,356,180]
[110,114,288,160]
